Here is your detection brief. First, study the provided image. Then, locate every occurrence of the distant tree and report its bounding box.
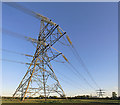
[49,96,58,99]
[105,96,110,99]
[85,95,89,99]
[74,95,90,99]
[39,95,44,99]
[112,92,117,99]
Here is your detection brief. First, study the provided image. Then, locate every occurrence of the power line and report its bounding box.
[2,42,92,93]
[4,2,100,98]
[71,45,100,89]
[3,30,94,91]
[2,49,93,94]
[2,49,25,56]
[1,58,26,64]
[2,48,84,90]
[4,2,44,20]
[63,63,95,93]
[61,53,96,90]
[1,58,87,93]
[2,29,97,91]
[67,62,96,90]
[64,34,100,89]
[5,2,56,26]
[2,27,97,93]
[2,28,26,39]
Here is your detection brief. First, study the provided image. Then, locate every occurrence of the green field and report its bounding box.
[1,99,119,104]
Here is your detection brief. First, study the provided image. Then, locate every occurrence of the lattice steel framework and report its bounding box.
[96,89,105,98]
[13,17,66,101]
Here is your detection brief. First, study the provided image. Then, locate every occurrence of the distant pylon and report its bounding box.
[96,89,105,98]
[13,14,66,101]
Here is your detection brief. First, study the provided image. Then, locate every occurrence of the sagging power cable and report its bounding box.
[5,2,56,26]
[62,54,96,90]
[1,58,26,64]
[2,28,26,39]
[65,34,100,89]
[4,2,98,97]
[57,27,100,89]
[2,49,33,57]
[3,28,96,91]
[71,45,100,89]
[1,58,86,92]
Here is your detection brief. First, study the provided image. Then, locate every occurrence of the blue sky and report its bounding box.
[2,2,118,97]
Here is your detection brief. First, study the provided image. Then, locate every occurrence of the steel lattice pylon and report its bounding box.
[13,18,66,101]
[96,89,105,98]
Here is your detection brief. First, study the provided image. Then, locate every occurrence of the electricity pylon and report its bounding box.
[13,13,67,101]
[96,89,105,98]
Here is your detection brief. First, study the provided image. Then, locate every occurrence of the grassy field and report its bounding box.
[1,99,119,104]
